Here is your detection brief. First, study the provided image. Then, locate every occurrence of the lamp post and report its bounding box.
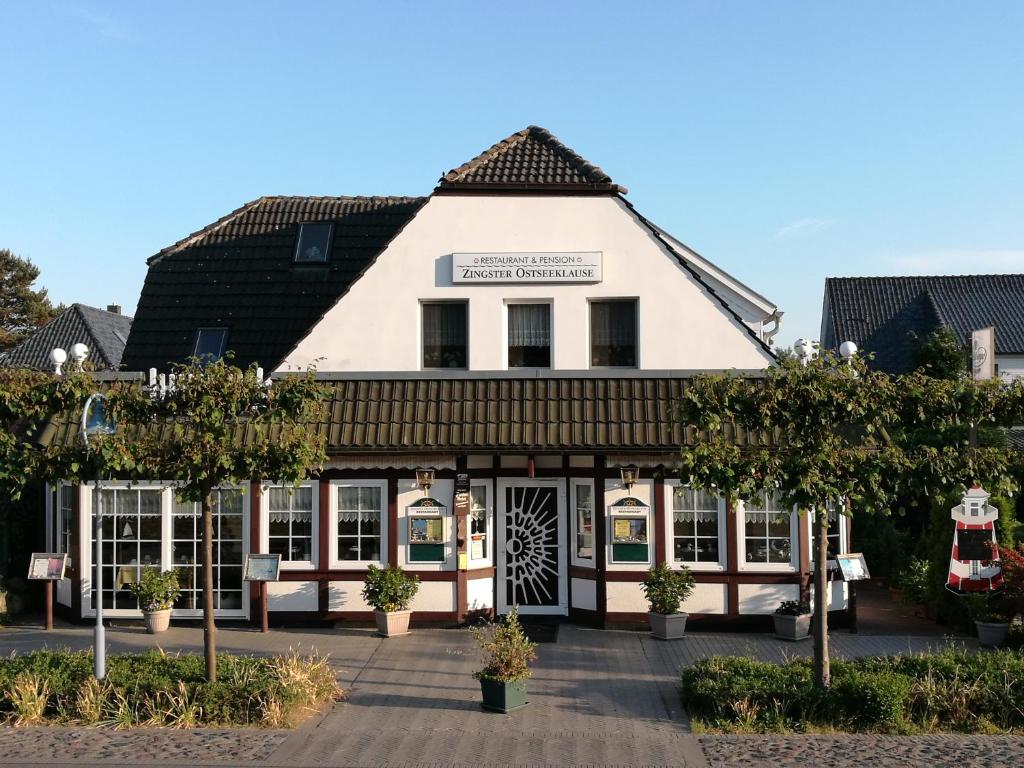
[81,392,116,680]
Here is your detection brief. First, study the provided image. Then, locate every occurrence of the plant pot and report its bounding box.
[975,620,1010,648]
[374,609,411,637]
[649,611,688,640]
[479,678,528,713]
[143,608,171,634]
[773,612,811,641]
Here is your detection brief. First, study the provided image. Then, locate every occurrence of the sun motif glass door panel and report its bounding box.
[497,480,567,615]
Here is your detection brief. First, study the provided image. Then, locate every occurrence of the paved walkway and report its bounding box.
[0,621,1018,767]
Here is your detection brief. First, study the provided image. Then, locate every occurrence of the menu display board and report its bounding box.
[243,554,281,582]
[835,553,870,582]
[28,553,67,581]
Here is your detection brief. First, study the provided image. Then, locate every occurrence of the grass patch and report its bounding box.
[0,648,341,728]
[682,649,1024,734]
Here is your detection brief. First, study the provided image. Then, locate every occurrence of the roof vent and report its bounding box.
[107,304,122,315]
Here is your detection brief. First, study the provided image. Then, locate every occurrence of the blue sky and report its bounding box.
[2,2,1022,347]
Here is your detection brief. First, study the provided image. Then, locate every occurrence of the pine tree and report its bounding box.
[0,249,61,353]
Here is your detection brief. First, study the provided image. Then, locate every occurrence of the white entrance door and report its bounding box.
[496,478,567,615]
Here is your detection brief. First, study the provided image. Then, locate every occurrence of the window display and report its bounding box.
[408,497,446,563]
[609,496,650,563]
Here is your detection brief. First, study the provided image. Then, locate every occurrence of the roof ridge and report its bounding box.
[827,273,1024,281]
[69,304,118,368]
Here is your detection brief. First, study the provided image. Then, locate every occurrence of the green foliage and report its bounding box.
[895,558,931,605]
[361,564,420,612]
[0,249,61,353]
[682,649,1024,733]
[856,515,910,584]
[470,609,538,683]
[776,600,811,616]
[640,561,695,614]
[0,649,340,727]
[125,568,181,611]
[910,327,966,380]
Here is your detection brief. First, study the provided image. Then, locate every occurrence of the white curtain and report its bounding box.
[508,304,550,347]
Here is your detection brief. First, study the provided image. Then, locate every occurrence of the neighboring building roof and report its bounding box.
[822,275,1024,374]
[436,125,626,194]
[121,196,426,372]
[40,375,771,454]
[1,303,132,371]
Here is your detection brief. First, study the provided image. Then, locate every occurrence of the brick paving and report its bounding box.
[0,621,1020,767]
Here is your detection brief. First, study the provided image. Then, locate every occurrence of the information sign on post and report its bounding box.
[27,553,67,631]
[835,553,870,582]
[244,554,281,633]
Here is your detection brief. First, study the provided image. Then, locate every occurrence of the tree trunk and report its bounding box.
[202,489,217,682]
[813,507,830,689]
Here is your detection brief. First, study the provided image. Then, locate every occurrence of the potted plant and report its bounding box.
[362,564,420,637]
[772,599,811,640]
[640,561,695,640]
[470,608,537,713]
[964,593,1011,647]
[126,568,180,634]
[895,557,931,616]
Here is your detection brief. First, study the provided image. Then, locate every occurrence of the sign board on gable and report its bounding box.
[452,252,602,284]
[972,327,995,381]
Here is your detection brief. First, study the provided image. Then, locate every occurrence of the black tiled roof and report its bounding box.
[121,196,426,372]
[437,126,625,193]
[823,275,1024,374]
[1,304,132,371]
[41,376,772,454]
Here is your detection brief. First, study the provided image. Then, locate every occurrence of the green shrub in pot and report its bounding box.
[641,562,696,639]
[362,564,420,637]
[126,568,180,634]
[471,608,537,712]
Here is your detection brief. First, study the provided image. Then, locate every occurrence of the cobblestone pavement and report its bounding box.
[0,621,1018,767]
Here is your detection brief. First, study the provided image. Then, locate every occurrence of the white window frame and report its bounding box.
[664,480,726,572]
[420,300,469,371]
[56,483,76,564]
[504,299,554,370]
[329,479,388,569]
[468,480,493,566]
[260,481,319,571]
[588,297,640,370]
[570,478,596,567]
[737,491,799,572]
[808,501,849,571]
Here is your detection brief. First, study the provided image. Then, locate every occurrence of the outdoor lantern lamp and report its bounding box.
[81,393,117,680]
[839,340,858,361]
[49,347,67,375]
[620,465,639,490]
[415,468,435,494]
[71,343,90,368]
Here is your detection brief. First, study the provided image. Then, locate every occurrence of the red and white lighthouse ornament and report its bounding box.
[946,485,1003,593]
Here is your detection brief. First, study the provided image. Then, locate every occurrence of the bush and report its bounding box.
[682,649,1024,734]
[0,649,340,728]
[895,558,931,605]
[125,568,181,611]
[641,562,695,615]
[361,564,419,612]
[470,609,537,683]
[775,600,810,616]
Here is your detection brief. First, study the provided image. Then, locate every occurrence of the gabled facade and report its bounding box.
[50,127,840,630]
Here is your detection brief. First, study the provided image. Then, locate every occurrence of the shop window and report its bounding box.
[172,489,245,611]
[590,299,637,368]
[336,484,383,562]
[192,328,227,363]
[58,484,74,562]
[508,303,551,368]
[267,484,315,566]
[811,501,845,561]
[609,496,650,563]
[92,487,164,611]
[407,498,446,563]
[672,486,721,564]
[572,481,594,563]
[422,302,468,369]
[743,490,793,566]
[469,484,490,562]
[294,222,333,263]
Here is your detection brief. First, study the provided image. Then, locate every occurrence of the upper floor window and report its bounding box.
[590,299,637,367]
[294,222,333,263]
[192,328,227,364]
[508,303,551,368]
[422,302,467,369]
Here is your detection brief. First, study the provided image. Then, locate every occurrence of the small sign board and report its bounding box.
[454,472,470,517]
[835,552,870,582]
[243,554,281,582]
[28,553,67,581]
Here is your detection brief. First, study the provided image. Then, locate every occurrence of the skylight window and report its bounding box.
[294,222,333,263]
[192,328,228,363]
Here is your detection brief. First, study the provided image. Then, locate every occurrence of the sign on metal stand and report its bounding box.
[244,554,282,633]
[27,553,68,631]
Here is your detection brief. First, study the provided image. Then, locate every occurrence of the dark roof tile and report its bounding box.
[1,304,132,371]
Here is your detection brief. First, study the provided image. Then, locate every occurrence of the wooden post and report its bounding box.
[44,580,54,631]
[260,581,269,633]
[848,581,858,634]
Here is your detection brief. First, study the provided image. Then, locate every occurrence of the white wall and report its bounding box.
[268,580,318,612]
[279,196,774,372]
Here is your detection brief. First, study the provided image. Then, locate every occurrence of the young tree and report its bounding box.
[96,360,328,681]
[0,249,61,353]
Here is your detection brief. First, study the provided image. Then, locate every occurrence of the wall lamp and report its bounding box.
[415,468,435,494]
[619,465,639,490]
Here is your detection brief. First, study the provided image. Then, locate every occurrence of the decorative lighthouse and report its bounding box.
[946,485,1004,593]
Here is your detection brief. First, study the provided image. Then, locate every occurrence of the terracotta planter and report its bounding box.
[479,678,528,713]
[143,608,171,634]
[374,609,411,637]
[649,611,688,640]
[773,612,811,641]
[975,620,1010,648]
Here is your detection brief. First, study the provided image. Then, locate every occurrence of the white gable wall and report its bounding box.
[279,195,775,372]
